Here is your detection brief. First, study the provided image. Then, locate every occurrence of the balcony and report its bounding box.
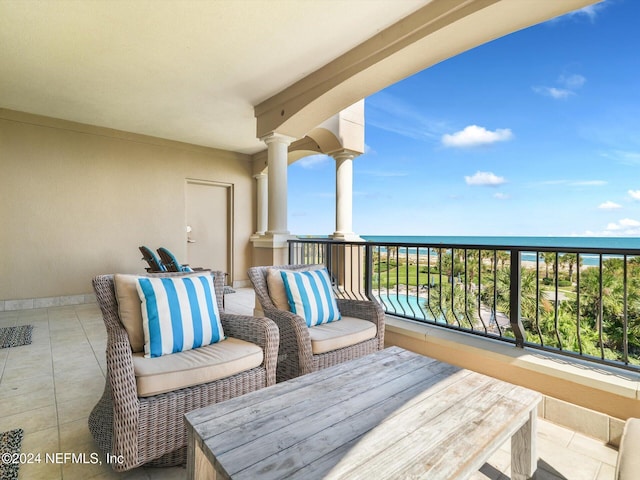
[286,237,640,476]
[0,282,623,479]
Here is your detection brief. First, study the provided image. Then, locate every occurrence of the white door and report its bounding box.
[186,180,232,282]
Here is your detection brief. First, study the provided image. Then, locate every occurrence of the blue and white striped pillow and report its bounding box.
[136,274,225,358]
[280,268,341,327]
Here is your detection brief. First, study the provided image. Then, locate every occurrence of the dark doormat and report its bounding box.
[0,428,24,480]
[0,325,33,349]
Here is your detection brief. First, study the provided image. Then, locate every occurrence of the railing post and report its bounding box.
[364,243,373,300]
[288,240,294,264]
[510,249,526,347]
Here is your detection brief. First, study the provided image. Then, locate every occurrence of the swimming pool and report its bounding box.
[375,293,444,322]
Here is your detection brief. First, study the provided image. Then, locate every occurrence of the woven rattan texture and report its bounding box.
[248,264,385,382]
[89,271,278,471]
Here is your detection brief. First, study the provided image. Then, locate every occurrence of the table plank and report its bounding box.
[186,347,419,477]
[187,346,416,430]
[294,375,530,479]
[186,347,541,480]
[392,386,539,479]
[228,364,470,479]
[200,352,440,456]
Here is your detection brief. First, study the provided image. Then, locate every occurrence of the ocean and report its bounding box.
[360,235,640,250]
[359,235,640,267]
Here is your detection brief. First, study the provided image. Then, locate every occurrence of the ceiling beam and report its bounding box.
[255,0,599,140]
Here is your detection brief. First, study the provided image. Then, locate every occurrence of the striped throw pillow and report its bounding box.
[280,268,341,327]
[136,274,225,358]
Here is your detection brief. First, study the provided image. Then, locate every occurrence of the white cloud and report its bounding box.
[574,5,600,21]
[536,180,566,186]
[366,92,448,141]
[465,171,506,187]
[628,190,640,201]
[567,4,605,22]
[442,125,513,148]
[620,218,640,227]
[582,216,640,237]
[599,150,640,165]
[533,179,606,187]
[555,3,607,23]
[360,170,408,177]
[313,191,335,198]
[533,86,574,99]
[598,201,621,210]
[493,192,510,200]
[533,73,585,100]
[568,180,607,187]
[560,74,586,89]
[296,154,330,169]
[603,218,640,236]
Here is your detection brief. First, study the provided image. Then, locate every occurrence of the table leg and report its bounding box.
[187,427,194,480]
[511,409,537,480]
[187,432,216,480]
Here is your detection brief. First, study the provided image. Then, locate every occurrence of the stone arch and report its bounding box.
[252,99,364,174]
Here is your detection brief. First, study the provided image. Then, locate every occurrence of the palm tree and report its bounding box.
[577,259,640,359]
[560,253,580,283]
[497,251,510,269]
[562,253,582,283]
[579,266,612,333]
[465,249,480,285]
[540,252,556,280]
[428,276,476,328]
[386,246,398,266]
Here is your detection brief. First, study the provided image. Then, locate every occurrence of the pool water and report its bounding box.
[375,294,444,322]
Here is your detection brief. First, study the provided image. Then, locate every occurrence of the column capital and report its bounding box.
[329,149,360,162]
[259,132,297,146]
[253,172,267,180]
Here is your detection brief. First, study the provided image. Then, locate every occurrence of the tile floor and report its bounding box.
[0,287,618,479]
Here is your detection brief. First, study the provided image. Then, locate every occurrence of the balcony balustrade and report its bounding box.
[289,238,640,372]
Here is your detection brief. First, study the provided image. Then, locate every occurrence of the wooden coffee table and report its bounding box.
[185,346,541,479]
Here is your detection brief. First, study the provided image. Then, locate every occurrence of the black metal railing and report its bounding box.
[289,238,640,371]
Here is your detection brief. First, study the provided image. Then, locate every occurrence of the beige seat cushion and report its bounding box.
[266,265,323,311]
[132,337,263,397]
[308,316,377,354]
[616,417,640,480]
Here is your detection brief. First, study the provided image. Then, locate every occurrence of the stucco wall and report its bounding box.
[0,110,254,300]
[384,317,640,424]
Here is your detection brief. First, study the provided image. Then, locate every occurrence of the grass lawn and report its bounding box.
[374,264,444,288]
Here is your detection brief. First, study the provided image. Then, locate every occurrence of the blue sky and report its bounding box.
[288,0,640,238]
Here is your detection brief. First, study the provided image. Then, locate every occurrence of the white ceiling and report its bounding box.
[0,0,429,154]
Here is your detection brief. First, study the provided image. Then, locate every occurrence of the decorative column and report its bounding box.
[330,149,363,296]
[251,132,296,270]
[254,173,268,236]
[331,150,361,241]
[262,132,295,236]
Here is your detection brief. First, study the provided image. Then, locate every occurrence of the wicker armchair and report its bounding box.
[89,270,278,471]
[248,264,384,382]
